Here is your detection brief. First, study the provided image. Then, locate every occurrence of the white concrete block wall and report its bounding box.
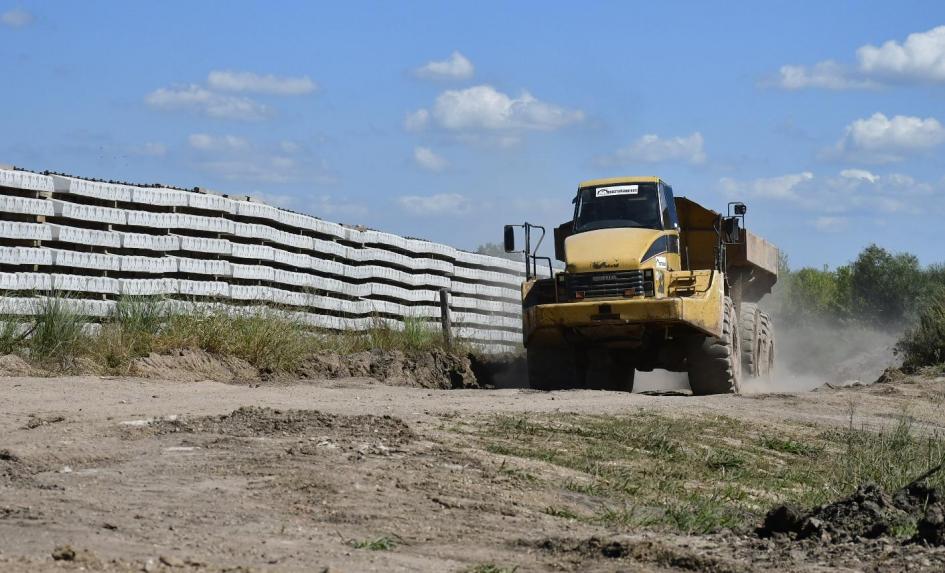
[119,232,181,251]
[0,195,55,217]
[51,249,120,271]
[0,167,527,351]
[52,176,135,202]
[0,246,52,266]
[0,221,53,241]
[49,224,120,248]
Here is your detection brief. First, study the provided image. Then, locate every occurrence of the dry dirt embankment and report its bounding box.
[1,353,944,572]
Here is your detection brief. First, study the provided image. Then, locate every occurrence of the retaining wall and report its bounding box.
[0,167,531,352]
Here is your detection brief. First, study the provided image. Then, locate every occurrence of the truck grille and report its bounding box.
[564,270,654,299]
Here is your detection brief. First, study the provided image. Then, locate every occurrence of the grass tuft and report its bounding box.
[29,295,87,370]
[350,536,398,551]
[466,565,518,573]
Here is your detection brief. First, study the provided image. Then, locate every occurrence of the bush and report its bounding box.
[87,297,168,373]
[896,290,945,370]
[29,295,87,370]
[0,319,27,355]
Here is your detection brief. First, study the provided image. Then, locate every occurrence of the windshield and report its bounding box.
[573,183,663,232]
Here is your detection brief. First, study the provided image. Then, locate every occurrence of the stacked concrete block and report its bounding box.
[0,167,528,351]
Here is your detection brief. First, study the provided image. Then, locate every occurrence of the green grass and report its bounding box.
[758,435,824,457]
[470,411,945,535]
[543,505,581,520]
[465,565,518,573]
[28,295,87,370]
[0,318,27,355]
[7,294,458,374]
[351,536,398,551]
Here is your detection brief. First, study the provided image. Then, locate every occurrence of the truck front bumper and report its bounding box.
[523,277,724,346]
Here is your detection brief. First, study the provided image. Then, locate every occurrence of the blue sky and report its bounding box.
[1,1,943,268]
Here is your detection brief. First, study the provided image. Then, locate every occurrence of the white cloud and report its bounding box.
[720,172,814,201]
[600,132,706,165]
[772,25,945,89]
[398,193,470,216]
[831,112,945,163]
[413,146,448,171]
[720,170,938,216]
[774,61,876,90]
[839,168,879,183]
[404,109,430,132]
[413,51,475,80]
[199,157,298,183]
[188,133,250,151]
[408,85,583,132]
[131,142,168,157]
[146,85,270,120]
[857,25,945,82]
[813,216,849,232]
[1,8,32,27]
[207,70,317,95]
[312,195,368,219]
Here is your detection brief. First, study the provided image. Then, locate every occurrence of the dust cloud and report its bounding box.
[754,319,901,393]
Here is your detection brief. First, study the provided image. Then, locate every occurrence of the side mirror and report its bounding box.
[503,225,516,253]
[721,216,741,244]
[733,203,747,215]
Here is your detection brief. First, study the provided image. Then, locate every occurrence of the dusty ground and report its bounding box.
[1,364,945,572]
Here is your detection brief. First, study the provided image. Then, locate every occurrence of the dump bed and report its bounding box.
[674,196,778,302]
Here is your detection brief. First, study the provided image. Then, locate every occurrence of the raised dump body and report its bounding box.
[506,177,779,395]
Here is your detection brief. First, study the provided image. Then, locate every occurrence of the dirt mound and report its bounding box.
[293,348,478,389]
[523,536,749,573]
[131,349,258,382]
[759,481,945,546]
[147,406,415,444]
[0,354,33,377]
[0,449,37,488]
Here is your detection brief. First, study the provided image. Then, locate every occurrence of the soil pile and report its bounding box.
[146,406,415,445]
[131,349,258,382]
[0,354,33,377]
[292,347,478,389]
[759,481,945,546]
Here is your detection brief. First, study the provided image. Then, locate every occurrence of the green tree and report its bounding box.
[848,244,924,326]
[896,290,945,370]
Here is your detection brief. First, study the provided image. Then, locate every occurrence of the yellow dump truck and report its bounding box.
[504,176,779,394]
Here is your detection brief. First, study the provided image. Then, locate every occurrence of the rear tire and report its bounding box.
[527,342,582,391]
[757,311,775,378]
[739,302,761,377]
[687,296,742,395]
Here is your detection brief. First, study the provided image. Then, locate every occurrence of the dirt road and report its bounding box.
[2,371,944,572]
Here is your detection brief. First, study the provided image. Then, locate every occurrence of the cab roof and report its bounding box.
[578,176,664,188]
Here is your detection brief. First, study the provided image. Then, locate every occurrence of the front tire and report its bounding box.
[687,296,742,395]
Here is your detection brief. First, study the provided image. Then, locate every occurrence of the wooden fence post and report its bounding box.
[439,288,452,349]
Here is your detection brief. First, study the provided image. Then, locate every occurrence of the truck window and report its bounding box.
[661,184,679,229]
[573,183,663,232]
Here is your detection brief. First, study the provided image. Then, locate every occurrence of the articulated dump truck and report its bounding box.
[504,176,779,394]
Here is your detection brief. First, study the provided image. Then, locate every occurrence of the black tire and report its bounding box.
[758,311,775,378]
[527,342,583,391]
[584,349,635,392]
[739,302,761,377]
[687,296,742,395]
